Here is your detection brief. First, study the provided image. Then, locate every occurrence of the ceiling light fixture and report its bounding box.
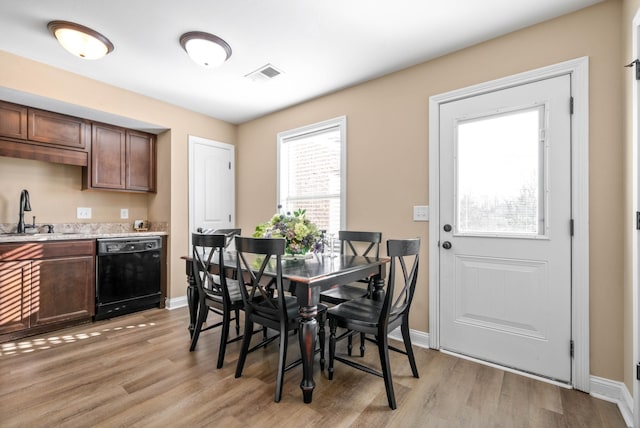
[48,20,114,60]
[180,31,231,68]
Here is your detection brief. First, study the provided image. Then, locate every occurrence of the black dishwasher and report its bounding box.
[95,236,162,320]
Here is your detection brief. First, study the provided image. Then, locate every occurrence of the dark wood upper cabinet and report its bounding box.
[91,123,126,189]
[0,99,156,192]
[126,130,156,192]
[0,102,89,166]
[86,123,156,193]
[0,100,28,140]
[28,108,90,150]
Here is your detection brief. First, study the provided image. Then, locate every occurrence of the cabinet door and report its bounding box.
[126,130,156,192]
[0,260,31,335]
[28,108,89,150]
[31,256,95,327]
[92,123,126,189]
[0,100,28,140]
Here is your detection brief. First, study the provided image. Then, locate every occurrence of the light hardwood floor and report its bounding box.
[0,307,627,427]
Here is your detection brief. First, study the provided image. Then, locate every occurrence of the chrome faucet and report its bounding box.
[17,189,32,233]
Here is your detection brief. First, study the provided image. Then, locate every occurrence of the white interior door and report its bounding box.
[188,136,235,247]
[633,11,640,428]
[439,75,572,382]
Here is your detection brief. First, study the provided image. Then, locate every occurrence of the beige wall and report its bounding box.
[237,1,625,382]
[0,157,150,224]
[0,50,237,302]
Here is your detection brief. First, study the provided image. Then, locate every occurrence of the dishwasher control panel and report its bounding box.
[97,237,162,255]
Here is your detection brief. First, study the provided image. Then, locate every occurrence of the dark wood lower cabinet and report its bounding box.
[0,240,95,342]
[32,256,94,327]
[0,260,31,336]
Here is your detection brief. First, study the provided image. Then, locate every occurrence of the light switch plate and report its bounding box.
[77,207,92,219]
[413,205,429,221]
[120,208,129,219]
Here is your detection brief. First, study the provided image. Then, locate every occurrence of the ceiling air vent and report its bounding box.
[245,64,283,82]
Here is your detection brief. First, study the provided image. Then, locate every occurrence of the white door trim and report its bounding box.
[428,57,590,391]
[632,8,640,427]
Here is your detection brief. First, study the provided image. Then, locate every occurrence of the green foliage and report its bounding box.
[253,209,322,254]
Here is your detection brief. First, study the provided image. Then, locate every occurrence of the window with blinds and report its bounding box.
[277,116,346,235]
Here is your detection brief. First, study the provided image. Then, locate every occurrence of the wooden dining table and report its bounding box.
[182,251,389,403]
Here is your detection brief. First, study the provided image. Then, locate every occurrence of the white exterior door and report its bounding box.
[188,136,235,243]
[439,75,572,382]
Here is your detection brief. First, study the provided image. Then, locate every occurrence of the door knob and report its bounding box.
[443,224,452,232]
[442,241,452,250]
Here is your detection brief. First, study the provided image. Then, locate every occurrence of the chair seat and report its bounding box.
[320,284,369,305]
[328,297,382,327]
[204,277,243,305]
[254,295,327,321]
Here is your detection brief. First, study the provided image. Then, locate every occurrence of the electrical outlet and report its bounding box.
[77,207,92,219]
[120,208,129,219]
[413,205,429,222]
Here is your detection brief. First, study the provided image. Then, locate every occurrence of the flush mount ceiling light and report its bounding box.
[180,31,232,68]
[48,20,114,60]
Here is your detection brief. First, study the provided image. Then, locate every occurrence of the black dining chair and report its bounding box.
[327,238,420,409]
[234,236,327,402]
[189,233,244,369]
[320,230,382,356]
[196,227,241,250]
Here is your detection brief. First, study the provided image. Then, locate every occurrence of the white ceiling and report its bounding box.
[0,0,601,125]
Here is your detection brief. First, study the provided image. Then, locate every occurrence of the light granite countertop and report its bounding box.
[0,222,168,243]
[0,231,167,243]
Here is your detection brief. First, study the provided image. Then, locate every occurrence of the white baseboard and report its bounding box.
[590,376,633,427]
[388,326,430,349]
[390,328,634,427]
[165,295,188,310]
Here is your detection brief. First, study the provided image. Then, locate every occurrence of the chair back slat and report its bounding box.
[191,233,229,301]
[197,228,241,250]
[383,238,420,322]
[338,230,382,257]
[235,236,289,323]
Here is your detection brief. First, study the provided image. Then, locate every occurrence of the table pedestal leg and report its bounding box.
[298,305,317,403]
[186,271,198,337]
[372,277,385,301]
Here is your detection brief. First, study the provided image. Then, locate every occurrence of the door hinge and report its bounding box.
[636,211,640,230]
[228,161,231,170]
[570,219,574,236]
[625,59,640,80]
[229,214,231,222]
[569,96,574,114]
[637,362,640,381]
[570,340,574,357]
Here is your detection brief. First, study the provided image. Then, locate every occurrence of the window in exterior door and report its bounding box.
[455,106,546,236]
[277,116,346,235]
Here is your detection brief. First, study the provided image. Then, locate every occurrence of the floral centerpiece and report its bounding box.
[253,209,323,257]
